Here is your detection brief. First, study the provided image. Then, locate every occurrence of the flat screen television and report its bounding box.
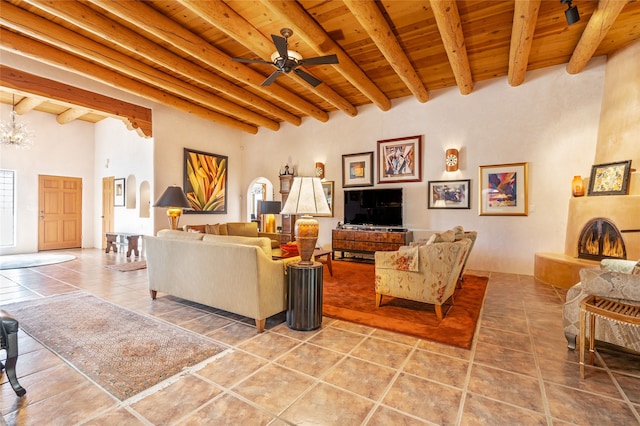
[343,188,403,227]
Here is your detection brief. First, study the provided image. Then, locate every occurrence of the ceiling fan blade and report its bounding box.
[261,69,282,86]
[272,34,289,59]
[232,57,273,65]
[299,54,339,66]
[294,69,322,87]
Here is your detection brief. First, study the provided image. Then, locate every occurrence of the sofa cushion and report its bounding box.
[202,234,272,257]
[157,229,205,240]
[205,223,222,235]
[184,225,206,233]
[226,222,259,237]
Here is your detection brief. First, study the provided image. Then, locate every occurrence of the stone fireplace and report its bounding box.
[577,218,625,261]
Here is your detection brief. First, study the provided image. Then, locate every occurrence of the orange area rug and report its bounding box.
[323,261,488,349]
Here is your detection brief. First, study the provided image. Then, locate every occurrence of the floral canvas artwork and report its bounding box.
[183,148,228,213]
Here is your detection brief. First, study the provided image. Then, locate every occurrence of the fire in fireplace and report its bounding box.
[578,218,626,261]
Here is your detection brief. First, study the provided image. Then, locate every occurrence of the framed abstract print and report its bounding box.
[342,152,374,188]
[479,162,528,216]
[377,135,422,183]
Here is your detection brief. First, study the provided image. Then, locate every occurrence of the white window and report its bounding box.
[0,169,16,247]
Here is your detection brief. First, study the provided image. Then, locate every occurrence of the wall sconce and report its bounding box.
[153,186,192,229]
[561,0,580,25]
[572,175,585,197]
[315,162,325,179]
[445,148,459,172]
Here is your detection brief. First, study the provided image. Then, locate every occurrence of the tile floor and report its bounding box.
[1,249,639,425]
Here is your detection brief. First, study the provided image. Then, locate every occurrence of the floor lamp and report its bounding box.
[153,186,192,230]
[259,200,281,233]
[280,177,330,265]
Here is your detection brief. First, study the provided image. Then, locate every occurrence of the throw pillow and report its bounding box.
[451,225,465,240]
[205,224,221,235]
[433,230,456,243]
[633,259,640,275]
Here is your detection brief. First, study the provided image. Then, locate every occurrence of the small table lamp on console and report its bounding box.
[154,185,192,230]
[259,200,281,233]
[280,177,330,265]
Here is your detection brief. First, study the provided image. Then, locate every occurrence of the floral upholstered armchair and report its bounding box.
[374,237,471,320]
[563,259,640,352]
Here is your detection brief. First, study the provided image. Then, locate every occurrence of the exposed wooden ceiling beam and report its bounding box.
[0,65,153,137]
[56,108,88,125]
[343,0,429,103]
[87,0,307,127]
[430,0,474,95]
[508,0,541,87]
[178,0,358,117]
[260,0,392,111]
[567,0,628,74]
[21,0,280,131]
[0,31,257,134]
[14,96,43,114]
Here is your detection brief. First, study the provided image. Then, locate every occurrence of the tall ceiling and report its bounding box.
[1,0,639,134]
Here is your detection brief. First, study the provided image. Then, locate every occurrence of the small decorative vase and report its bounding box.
[572,176,584,197]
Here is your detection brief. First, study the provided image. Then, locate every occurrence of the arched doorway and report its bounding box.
[246,177,275,223]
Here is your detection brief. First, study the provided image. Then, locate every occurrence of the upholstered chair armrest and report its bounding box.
[580,268,640,301]
[600,259,637,273]
[258,231,280,240]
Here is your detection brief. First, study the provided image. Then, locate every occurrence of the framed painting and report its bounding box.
[315,180,334,217]
[479,162,528,216]
[587,160,632,196]
[377,135,422,183]
[114,178,125,207]
[342,152,374,188]
[183,148,228,213]
[428,179,471,209]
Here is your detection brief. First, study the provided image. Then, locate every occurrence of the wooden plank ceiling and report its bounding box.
[1,0,639,135]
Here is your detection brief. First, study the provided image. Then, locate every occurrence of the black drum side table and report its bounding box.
[287,262,323,331]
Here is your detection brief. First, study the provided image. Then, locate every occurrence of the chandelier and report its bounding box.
[1,95,35,149]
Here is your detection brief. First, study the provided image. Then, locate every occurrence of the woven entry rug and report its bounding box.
[105,260,147,272]
[3,292,225,400]
[323,261,488,349]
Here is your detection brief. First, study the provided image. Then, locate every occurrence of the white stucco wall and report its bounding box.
[241,60,605,274]
[1,51,608,275]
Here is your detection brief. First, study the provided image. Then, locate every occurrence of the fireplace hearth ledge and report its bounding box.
[534,252,599,289]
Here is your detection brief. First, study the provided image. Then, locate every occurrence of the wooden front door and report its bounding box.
[102,177,114,250]
[38,175,82,250]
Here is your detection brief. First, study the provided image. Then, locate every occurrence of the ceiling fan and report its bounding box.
[232,28,339,87]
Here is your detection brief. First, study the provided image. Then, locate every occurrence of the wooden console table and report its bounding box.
[332,229,412,260]
[105,232,142,257]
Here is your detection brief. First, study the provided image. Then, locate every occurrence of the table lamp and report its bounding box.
[153,185,192,230]
[259,200,281,233]
[280,177,330,265]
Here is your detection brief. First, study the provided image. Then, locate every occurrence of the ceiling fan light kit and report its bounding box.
[233,28,339,87]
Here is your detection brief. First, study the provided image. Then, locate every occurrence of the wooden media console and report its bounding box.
[332,228,412,260]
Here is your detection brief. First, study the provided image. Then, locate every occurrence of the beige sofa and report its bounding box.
[563,259,640,352]
[144,229,298,332]
[183,222,281,249]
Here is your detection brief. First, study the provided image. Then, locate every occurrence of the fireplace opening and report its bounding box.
[577,218,626,261]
